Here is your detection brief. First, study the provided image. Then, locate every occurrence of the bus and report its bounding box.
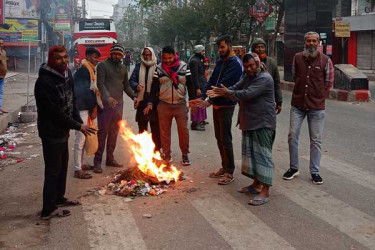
[73,19,117,68]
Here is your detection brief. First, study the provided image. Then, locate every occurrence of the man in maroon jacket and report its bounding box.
[283,31,334,185]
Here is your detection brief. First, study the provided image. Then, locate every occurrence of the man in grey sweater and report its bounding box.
[93,43,137,173]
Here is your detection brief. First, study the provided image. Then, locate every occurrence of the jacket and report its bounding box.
[251,38,282,105]
[227,72,276,131]
[129,63,158,122]
[264,56,282,105]
[189,54,207,93]
[35,64,83,144]
[73,66,97,111]
[0,49,7,78]
[151,61,195,105]
[292,51,334,110]
[97,58,136,104]
[202,55,243,106]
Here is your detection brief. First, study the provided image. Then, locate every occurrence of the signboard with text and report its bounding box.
[0,0,4,23]
[250,0,273,24]
[79,20,110,31]
[54,5,70,30]
[5,0,40,19]
[0,18,38,46]
[335,22,350,37]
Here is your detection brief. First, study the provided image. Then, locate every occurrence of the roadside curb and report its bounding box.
[280,80,371,102]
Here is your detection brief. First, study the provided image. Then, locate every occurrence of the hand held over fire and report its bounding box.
[80,124,98,136]
[207,84,228,98]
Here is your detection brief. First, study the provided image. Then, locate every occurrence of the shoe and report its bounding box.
[283,168,299,180]
[311,174,323,185]
[106,160,123,168]
[93,163,103,173]
[191,123,205,131]
[182,154,191,166]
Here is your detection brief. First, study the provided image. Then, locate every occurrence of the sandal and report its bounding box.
[81,164,94,171]
[218,173,235,185]
[41,209,71,220]
[238,185,260,194]
[248,197,270,206]
[57,200,81,207]
[209,168,225,178]
[74,170,92,179]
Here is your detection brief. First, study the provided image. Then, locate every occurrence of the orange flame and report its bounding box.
[118,120,181,182]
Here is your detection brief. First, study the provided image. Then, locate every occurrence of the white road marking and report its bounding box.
[302,155,375,191]
[82,197,147,250]
[191,193,295,250]
[274,177,375,249]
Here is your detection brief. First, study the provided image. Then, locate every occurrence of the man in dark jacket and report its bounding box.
[189,45,207,131]
[73,47,101,179]
[35,45,96,220]
[129,47,161,151]
[198,35,243,185]
[94,43,137,173]
[251,38,283,114]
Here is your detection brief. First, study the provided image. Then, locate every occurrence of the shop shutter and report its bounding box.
[357,31,373,70]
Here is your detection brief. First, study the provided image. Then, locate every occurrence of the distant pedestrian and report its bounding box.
[210,51,216,64]
[124,51,132,71]
[148,45,196,165]
[129,47,161,151]
[94,43,138,173]
[189,45,207,131]
[35,45,97,220]
[0,39,8,115]
[283,31,334,185]
[251,38,283,114]
[208,53,276,205]
[198,35,243,185]
[73,47,102,179]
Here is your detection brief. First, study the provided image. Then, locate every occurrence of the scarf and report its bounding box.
[162,54,180,89]
[137,47,157,102]
[81,59,103,109]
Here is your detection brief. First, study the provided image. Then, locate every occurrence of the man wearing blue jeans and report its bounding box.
[283,32,334,185]
[0,39,8,115]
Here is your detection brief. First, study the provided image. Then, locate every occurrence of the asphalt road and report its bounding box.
[0,88,374,249]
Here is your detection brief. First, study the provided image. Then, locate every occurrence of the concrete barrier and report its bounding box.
[280,80,371,102]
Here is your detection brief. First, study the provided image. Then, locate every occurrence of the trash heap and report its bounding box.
[104,167,183,198]
[0,122,39,168]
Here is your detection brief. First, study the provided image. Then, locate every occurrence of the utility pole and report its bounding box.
[82,0,86,18]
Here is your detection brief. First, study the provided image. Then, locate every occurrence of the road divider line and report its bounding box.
[191,193,295,250]
[302,155,375,191]
[82,197,147,250]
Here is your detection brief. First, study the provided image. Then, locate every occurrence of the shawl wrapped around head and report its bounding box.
[137,47,157,102]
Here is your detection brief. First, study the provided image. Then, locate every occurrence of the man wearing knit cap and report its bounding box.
[251,38,283,114]
[94,43,138,173]
[189,45,207,131]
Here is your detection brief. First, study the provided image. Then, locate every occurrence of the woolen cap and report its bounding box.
[193,45,205,54]
[110,43,125,56]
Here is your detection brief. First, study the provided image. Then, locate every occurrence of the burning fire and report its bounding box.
[118,120,182,182]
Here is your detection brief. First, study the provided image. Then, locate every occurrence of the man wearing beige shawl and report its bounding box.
[73,48,102,179]
[129,47,161,151]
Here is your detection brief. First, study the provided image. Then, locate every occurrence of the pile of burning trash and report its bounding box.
[100,121,185,198]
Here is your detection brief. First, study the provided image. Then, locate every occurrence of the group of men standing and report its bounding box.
[34,30,333,218]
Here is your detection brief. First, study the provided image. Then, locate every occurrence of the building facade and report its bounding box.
[283,0,352,81]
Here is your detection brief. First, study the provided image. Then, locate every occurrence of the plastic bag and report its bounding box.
[85,118,98,157]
